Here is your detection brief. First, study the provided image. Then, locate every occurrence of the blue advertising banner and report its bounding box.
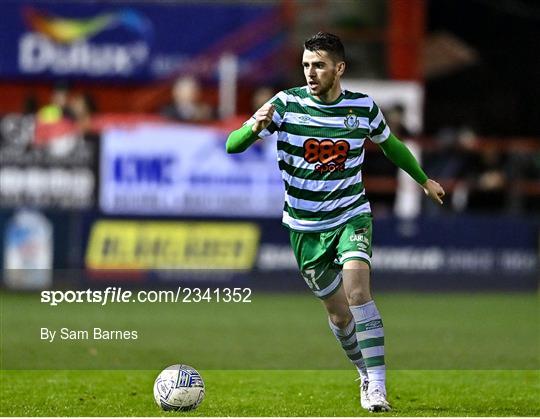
[100,123,284,217]
[0,1,286,81]
[255,215,539,290]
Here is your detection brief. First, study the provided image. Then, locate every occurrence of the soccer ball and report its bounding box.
[153,364,205,411]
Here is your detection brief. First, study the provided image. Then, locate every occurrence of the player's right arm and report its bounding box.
[226,104,275,154]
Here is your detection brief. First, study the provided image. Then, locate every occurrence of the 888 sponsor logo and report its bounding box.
[303,138,350,174]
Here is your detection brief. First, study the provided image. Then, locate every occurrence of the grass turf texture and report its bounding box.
[1,369,539,416]
[1,291,539,415]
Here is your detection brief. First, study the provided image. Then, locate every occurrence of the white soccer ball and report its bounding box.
[153,364,205,411]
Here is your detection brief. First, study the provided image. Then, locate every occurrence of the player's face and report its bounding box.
[302,49,344,99]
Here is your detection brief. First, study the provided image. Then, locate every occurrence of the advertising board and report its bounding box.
[81,214,539,290]
[0,114,96,209]
[86,220,260,271]
[0,1,285,81]
[100,123,283,217]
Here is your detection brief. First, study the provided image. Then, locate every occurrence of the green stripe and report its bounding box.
[278,159,361,181]
[368,102,380,123]
[371,119,387,137]
[285,87,310,99]
[284,195,368,221]
[281,122,369,139]
[284,179,364,202]
[344,91,369,100]
[266,121,278,134]
[285,88,367,103]
[342,341,357,351]
[284,101,371,118]
[277,140,363,158]
[364,355,385,367]
[358,337,385,349]
[270,98,286,118]
[277,141,304,157]
[349,351,364,361]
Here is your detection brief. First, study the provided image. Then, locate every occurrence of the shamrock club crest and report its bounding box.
[344,111,360,130]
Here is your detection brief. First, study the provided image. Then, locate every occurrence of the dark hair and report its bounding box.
[304,32,345,62]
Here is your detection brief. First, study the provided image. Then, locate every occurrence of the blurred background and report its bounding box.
[0,0,538,293]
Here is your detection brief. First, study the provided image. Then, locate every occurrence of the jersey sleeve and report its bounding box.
[244,91,287,139]
[368,99,391,144]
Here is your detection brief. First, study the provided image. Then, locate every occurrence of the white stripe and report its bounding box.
[258,127,273,139]
[271,109,283,126]
[277,149,364,170]
[284,113,370,129]
[282,170,362,193]
[371,125,391,143]
[280,134,366,149]
[312,271,342,298]
[360,346,385,359]
[282,201,371,231]
[356,327,385,339]
[339,251,371,264]
[284,113,344,128]
[274,91,288,107]
[370,108,385,131]
[286,191,365,213]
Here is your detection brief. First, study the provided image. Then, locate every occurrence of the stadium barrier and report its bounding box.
[1,208,537,291]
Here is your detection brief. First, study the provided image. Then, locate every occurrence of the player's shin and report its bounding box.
[328,317,368,380]
[350,301,386,393]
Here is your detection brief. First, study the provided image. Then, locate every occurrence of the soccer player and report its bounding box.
[226,32,445,412]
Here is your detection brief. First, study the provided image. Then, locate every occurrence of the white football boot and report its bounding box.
[356,376,370,410]
[367,383,391,412]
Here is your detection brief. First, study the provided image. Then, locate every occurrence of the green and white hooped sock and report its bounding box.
[350,300,386,391]
[328,317,368,380]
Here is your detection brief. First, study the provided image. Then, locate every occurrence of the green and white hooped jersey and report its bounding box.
[249,86,391,232]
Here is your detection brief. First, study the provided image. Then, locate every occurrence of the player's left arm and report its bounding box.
[378,133,445,205]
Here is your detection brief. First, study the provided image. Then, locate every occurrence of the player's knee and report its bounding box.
[328,313,352,330]
[347,288,371,306]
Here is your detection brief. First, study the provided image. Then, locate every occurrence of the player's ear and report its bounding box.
[336,61,345,76]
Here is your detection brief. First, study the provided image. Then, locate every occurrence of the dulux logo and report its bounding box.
[113,155,175,185]
[18,6,153,76]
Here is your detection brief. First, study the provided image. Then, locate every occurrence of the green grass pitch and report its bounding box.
[1,291,539,416]
[1,369,538,416]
